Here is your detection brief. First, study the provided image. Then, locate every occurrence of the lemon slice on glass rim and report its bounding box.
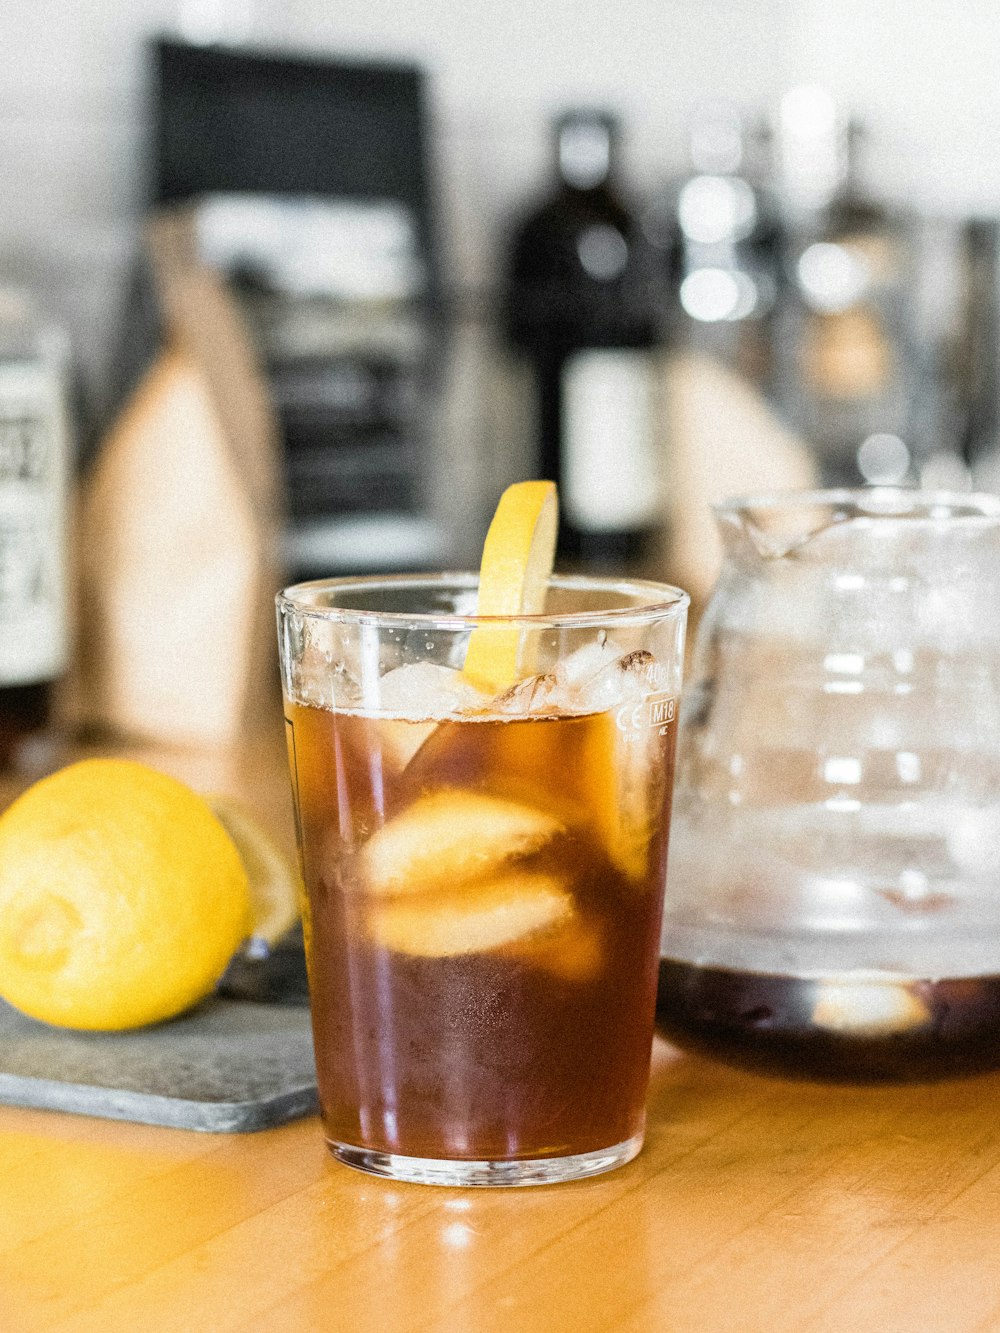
[461,480,559,694]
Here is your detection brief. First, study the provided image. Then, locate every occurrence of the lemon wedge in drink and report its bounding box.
[462,480,558,693]
[369,871,573,958]
[359,789,562,896]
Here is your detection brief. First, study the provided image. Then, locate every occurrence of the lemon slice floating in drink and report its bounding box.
[462,480,558,693]
[369,871,573,958]
[359,790,562,897]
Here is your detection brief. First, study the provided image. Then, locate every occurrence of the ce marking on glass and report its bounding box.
[616,692,676,737]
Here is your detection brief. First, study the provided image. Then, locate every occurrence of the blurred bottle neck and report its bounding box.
[776,86,852,223]
[555,112,619,193]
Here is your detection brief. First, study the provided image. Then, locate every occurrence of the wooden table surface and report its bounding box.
[3,735,1000,1332]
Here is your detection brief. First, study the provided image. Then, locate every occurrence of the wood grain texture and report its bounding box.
[4,746,1000,1331]
[5,1044,1000,1332]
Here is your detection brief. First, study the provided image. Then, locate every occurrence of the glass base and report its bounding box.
[328,1131,644,1187]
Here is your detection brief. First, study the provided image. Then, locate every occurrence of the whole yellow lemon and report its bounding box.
[0,759,252,1030]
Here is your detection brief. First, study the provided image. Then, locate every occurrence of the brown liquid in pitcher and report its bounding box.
[656,960,1000,1082]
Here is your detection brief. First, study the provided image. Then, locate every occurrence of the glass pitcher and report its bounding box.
[658,489,1000,1080]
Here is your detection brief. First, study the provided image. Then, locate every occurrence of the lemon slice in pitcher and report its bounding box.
[462,480,559,693]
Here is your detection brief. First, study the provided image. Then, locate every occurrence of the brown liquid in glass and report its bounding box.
[287,701,675,1160]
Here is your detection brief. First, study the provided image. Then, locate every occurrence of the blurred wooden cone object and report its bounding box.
[76,209,284,748]
[663,351,819,608]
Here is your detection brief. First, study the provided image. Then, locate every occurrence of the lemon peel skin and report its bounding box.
[461,480,558,694]
[0,759,252,1031]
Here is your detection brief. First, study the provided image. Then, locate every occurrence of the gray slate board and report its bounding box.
[0,998,318,1132]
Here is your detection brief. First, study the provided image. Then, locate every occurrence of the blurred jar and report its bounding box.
[658,489,1000,1081]
[0,291,72,770]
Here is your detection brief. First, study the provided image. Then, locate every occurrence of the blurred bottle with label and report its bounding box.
[503,109,667,567]
[0,292,72,769]
[771,86,925,486]
[645,101,780,386]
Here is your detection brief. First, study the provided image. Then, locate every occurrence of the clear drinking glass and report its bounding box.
[277,573,687,1185]
[658,489,1000,1081]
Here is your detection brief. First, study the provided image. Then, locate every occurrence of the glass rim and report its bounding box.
[713,486,1000,521]
[276,570,689,629]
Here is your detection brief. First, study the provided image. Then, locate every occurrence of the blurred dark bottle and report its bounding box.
[0,293,71,770]
[503,110,667,567]
[645,101,780,385]
[771,87,922,486]
[959,219,1000,488]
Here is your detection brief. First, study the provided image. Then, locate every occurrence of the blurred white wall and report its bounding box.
[2,0,999,423]
[781,0,1000,215]
[0,0,781,398]
[278,0,784,289]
